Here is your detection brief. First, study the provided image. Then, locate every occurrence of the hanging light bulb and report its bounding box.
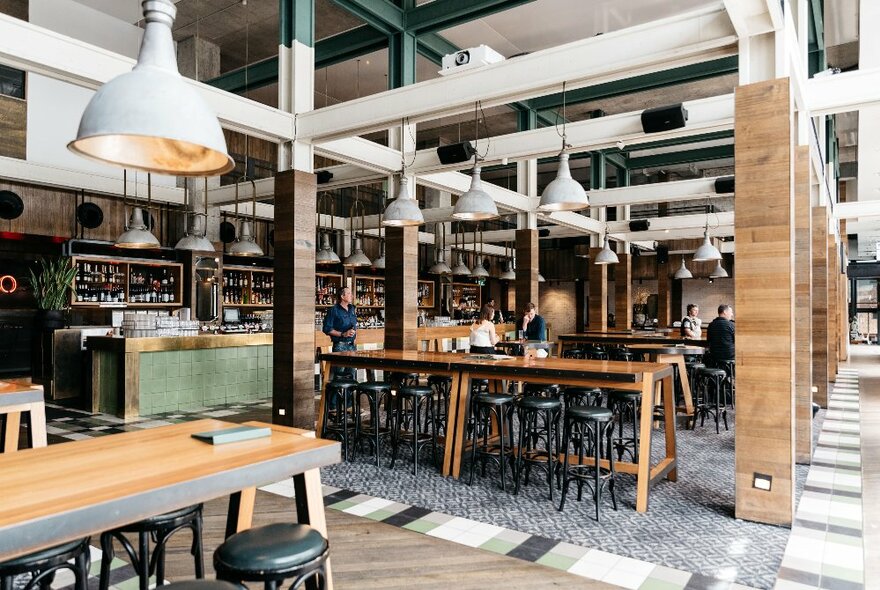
[116,171,160,248]
[453,102,499,221]
[228,177,263,256]
[693,227,722,262]
[470,227,490,277]
[429,249,453,275]
[343,187,372,267]
[451,253,471,276]
[383,175,424,226]
[673,256,693,279]
[68,0,233,176]
[594,234,619,265]
[709,260,729,278]
[538,82,588,212]
[176,177,214,251]
[315,193,341,265]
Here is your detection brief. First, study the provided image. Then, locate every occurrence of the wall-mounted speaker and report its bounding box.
[76,202,104,229]
[641,104,688,133]
[0,190,23,220]
[628,219,651,232]
[316,170,333,184]
[437,142,476,165]
[219,221,236,243]
[714,176,735,194]
[656,245,669,264]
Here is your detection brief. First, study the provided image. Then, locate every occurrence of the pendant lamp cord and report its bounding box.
[555,81,570,149]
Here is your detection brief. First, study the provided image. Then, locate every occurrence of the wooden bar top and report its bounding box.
[558,332,708,347]
[86,333,274,353]
[627,344,706,356]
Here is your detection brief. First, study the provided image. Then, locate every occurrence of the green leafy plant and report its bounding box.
[28,257,77,311]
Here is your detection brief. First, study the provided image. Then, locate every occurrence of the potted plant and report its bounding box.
[633,287,650,328]
[29,257,77,330]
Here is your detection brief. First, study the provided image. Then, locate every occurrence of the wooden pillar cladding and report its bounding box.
[839,220,849,364]
[385,226,419,350]
[615,254,633,330]
[588,248,607,330]
[733,78,795,525]
[828,232,839,382]
[811,206,829,407]
[794,146,813,464]
[515,229,539,316]
[273,170,317,430]
[656,260,671,328]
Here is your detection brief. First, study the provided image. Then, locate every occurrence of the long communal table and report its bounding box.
[0,420,341,587]
[627,344,706,417]
[319,350,675,513]
[556,332,708,357]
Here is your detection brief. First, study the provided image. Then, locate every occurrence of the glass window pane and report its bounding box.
[857,280,877,304]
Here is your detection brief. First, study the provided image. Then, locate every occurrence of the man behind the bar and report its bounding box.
[706,304,735,363]
[322,286,357,380]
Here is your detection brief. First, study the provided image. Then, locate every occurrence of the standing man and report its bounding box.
[706,304,735,363]
[322,286,357,380]
[680,304,702,339]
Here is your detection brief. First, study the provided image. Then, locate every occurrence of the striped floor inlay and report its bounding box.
[774,369,864,590]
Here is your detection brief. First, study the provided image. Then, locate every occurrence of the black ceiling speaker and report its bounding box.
[629,219,651,232]
[76,202,104,229]
[316,170,333,184]
[714,176,735,194]
[641,104,688,133]
[656,245,669,264]
[437,142,476,165]
[219,220,236,243]
[0,190,24,220]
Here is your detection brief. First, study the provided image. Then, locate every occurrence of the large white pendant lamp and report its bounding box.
[228,177,264,256]
[316,193,341,265]
[538,82,589,212]
[116,171,160,249]
[709,260,729,278]
[68,0,233,177]
[673,256,693,279]
[499,261,516,281]
[693,228,722,262]
[451,253,471,276]
[383,175,424,226]
[343,188,372,267]
[452,102,499,221]
[593,235,619,265]
[175,177,214,251]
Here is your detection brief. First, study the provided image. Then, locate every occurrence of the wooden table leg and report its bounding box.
[451,371,472,479]
[634,377,656,513]
[441,371,462,477]
[2,411,20,453]
[225,486,257,538]
[662,374,678,482]
[673,356,694,416]
[26,402,47,448]
[293,469,333,590]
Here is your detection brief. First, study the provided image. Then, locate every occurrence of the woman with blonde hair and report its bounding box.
[469,304,499,354]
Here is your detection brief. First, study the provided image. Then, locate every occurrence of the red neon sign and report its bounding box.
[0,275,18,294]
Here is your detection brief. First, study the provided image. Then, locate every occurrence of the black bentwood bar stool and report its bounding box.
[513,395,562,500]
[214,523,329,590]
[354,381,394,466]
[0,538,91,590]
[390,385,437,475]
[468,392,516,490]
[558,405,617,521]
[320,379,359,461]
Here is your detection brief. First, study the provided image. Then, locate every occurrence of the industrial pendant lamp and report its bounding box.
[693,227,722,262]
[373,208,386,269]
[499,244,516,280]
[68,0,233,177]
[709,260,729,278]
[228,177,263,256]
[453,102,499,221]
[450,223,471,275]
[383,119,424,227]
[116,171,161,248]
[594,232,619,265]
[673,256,693,279]
[343,188,372,267]
[428,223,452,275]
[316,193,341,265]
[175,177,214,251]
[538,82,589,212]
[470,227,490,277]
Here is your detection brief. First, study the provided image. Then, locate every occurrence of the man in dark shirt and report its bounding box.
[706,304,735,361]
[322,286,357,380]
[520,302,547,341]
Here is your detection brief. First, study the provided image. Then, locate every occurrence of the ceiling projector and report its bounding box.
[440,45,504,75]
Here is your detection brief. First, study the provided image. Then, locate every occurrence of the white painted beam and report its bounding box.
[589,176,731,208]
[805,68,880,116]
[418,171,537,213]
[611,226,735,242]
[313,138,402,174]
[297,5,736,141]
[722,0,776,38]
[835,201,880,220]
[218,202,277,221]
[607,211,734,233]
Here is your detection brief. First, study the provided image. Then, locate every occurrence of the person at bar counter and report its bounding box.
[706,304,735,363]
[453,300,468,320]
[469,304,499,354]
[520,302,546,341]
[680,304,702,339]
[486,298,504,323]
[322,286,357,380]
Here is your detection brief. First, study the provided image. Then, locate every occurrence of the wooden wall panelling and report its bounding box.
[656,259,671,328]
[839,220,848,363]
[0,95,26,159]
[733,78,796,525]
[828,231,839,382]
[273,170,317,430]
[794,146,812,464]
[515,229,539,316]
[385,226,419,350]
[588,247,607,330]
[615,253,633,330]
[811,206,829,407]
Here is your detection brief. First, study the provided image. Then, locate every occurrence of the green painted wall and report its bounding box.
[138,346,272,415]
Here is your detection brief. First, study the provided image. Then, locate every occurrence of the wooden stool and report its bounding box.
[0,380,46,453]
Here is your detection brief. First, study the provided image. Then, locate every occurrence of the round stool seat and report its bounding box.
[128,504,201,529]
[472,378,489,387]
[328,379,359,389]
[358,381,392,393]
[1,539,85,568]
[564,386,602,398]
[516,396,562,411]
[473,392,514,405]
[686,363,705,370]
[567,405,613,421]
[698,367,727,378]
[214,523,327,575]
[390,372,420,382]
[607,390,641,403]
[163,582,241,590]
[400,385,433,397]
[523,383,560,396]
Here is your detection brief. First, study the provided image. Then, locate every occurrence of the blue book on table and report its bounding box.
[191,425,272,445]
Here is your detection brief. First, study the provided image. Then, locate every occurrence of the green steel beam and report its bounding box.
[416,32,459,65]
[810,0,825,50]
[329,0,404,35]
[604,151,627,170]
[206,57,279,94]
[628,130,734,152]
[279,0,314,48]
[389,30,418,88]
[530,56,738,111]
[627,145,734,169]
[516,106,537,132]
[808,0,825,77]
[406,0,537,35]
[591,152,606,190]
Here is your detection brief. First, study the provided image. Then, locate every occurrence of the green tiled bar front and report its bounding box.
[138,345,273,415]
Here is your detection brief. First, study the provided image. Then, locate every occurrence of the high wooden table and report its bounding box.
[626,344,705,417]
[319,350,675,512]
[0,379,46,453]
[0,420,340,587]
[556,332,708,356]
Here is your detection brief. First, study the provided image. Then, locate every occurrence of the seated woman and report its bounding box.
[469,304,499,354]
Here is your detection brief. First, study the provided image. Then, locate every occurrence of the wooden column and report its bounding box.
[588,248,607,330]
[656,259,671,328]
[615,253,632,330]
[828,232,839,381]
[794,146,812,464]
[733,78,795,525]
[811,206,829,407]
[839,219,849,363]
[385,226,418,350]
[575,279,587,332]
[515,229,539,316]
[273,170,317,429]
